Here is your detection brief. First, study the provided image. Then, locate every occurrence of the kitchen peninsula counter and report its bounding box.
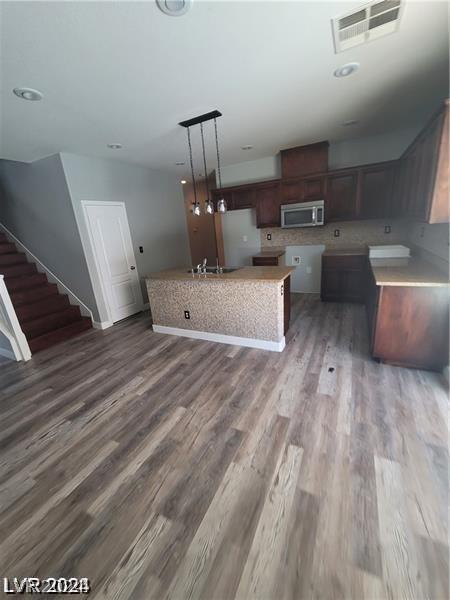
[147,266,293,282]
[146,266,294,352]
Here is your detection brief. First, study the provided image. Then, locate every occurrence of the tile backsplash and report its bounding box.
[261,219,409,249]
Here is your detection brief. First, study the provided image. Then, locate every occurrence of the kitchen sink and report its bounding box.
[188,267,237,274]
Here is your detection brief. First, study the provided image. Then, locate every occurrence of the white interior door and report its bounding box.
[83,202,143,323]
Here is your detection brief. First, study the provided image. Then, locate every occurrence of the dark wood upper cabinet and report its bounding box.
[281,175,326,205]
[358,162,395,219]
[281,179,303,204]
[393,100,449,224]
[303,175,326,201]
[326,171,358,221]
[280,141,329,178]
[210,99,449,226]
[232,187,255,210]
[255,181,281,228]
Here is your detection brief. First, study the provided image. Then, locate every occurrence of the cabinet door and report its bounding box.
[303,176,326,201]
[391,158,407,218]
[326,172,358,221]
[321,268,341,301]
[232,187,255,210]
[413,113,443,221]
[358,164,394,219]
[281,179,303,204]
[255,182,281,228]
[342,270,366,303]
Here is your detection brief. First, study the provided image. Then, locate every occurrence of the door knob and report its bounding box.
[130,266,136,270]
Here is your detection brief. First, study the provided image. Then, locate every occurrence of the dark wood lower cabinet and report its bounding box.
[283,276,290,335]
[367,282,449,371]
[252,256,280,266]
[321,254,367,303]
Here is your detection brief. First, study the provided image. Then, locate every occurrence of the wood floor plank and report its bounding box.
[0,298,447,599]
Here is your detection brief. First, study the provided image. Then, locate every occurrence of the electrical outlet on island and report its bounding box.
[292,256,302,265]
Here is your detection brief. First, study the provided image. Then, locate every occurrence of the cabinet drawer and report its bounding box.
[322,255,366,270]
[252,256,280,266]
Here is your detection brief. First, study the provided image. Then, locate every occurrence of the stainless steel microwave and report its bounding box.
[280,200,324,228]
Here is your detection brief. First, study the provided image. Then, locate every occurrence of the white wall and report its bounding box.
[222,209,261,267]
[408,222,449,274]
[328,127,420,170]
[60,153,190,322]
[220,156,280,187]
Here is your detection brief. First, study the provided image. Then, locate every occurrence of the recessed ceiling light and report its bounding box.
[334,62,360,78]
[241,145,253,150]
[342,119,360,126]
[107,143,122,149]
[175,161,186,166]
[181,179,187,184]
[156,0,192,16]
[13,87,43,101]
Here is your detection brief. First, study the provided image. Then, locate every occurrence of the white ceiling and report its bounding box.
[0,0,448,176]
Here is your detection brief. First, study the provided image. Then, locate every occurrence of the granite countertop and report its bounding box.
[146,266,295,283]
[252,248,286,258]
[322,246,368,257]
[371,259,449,288]
[321,246,448,287]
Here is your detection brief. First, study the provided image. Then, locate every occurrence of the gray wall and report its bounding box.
[222,209,261,267]
[0,155,98,315]
[0,331,14,360]
[219,126,420,187]
[60,153,190,309]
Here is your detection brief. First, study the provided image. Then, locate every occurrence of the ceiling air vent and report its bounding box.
[332,0,403,53]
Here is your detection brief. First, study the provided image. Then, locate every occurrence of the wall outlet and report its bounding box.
[334,229,340,237]
[384,225,391,234]
[184,310,190,319]
[267,233,272,241]
[292,256,302,265]
[243,235,248,243]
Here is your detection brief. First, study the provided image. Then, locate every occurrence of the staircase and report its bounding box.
[0,232,92,353]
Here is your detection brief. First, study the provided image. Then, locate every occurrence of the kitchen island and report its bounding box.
[146,266,294,352]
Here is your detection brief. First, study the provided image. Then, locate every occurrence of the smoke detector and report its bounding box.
[332,0,403,53]
[156,0,192,16]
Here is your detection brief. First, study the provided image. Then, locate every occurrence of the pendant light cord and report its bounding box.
[186,127,198,205]
[214,117,223,189]
[200,122,210,202]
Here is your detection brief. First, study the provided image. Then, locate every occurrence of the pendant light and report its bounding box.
[214,117,227,213]
[179,110,225,215]
[200,122,214,215]
[186,126,200,216]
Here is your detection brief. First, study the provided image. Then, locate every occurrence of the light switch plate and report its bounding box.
[243,235,248,242]
[306,266,312,274]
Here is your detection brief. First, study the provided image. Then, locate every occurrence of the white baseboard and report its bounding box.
[92,320,114,330]
[152,324,286,352]
[0,347,16,361]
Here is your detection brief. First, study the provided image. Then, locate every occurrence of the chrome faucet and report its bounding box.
[196,258,207,274]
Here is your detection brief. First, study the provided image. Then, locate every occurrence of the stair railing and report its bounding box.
[0,275,32,361]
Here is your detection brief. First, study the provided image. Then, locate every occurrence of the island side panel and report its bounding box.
[147,278,284,343]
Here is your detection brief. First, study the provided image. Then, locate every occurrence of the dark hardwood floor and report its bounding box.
[0,294,448,599]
